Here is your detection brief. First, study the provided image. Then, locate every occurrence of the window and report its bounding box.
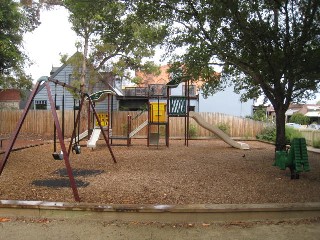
[182,85,196,96]
[34,100,47,110]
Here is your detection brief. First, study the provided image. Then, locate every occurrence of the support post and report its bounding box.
[87,97,117,163]
[127,115,132,147]
[68,95,85,156]
[0,81,43,174]
[45,82,80,202]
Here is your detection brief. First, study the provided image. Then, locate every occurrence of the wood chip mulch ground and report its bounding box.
[0,138,319,205]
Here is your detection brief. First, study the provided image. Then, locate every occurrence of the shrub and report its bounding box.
[256,125,302,144]
[188,124,197,138]
[217,122,230,136]
[256,125,276,142]
[252,108,267,122]
[285,127,303,143]
[313,140,320,149]
[289,113,310,125]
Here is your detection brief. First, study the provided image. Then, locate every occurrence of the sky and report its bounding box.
[24,6,79,82]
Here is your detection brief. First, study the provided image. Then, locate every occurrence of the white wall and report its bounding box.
[199,85,253,117]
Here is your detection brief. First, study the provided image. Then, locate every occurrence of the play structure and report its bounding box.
[166,79,249,149]
[274,138,310,179]
[79,77,249,150]
[85,90,115,149]
[0,77,116,202]
[189,112,249,150]
[108,78,250,149]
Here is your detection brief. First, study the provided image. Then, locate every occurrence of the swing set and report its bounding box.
[0,77,116,202]
[52,85,81,160]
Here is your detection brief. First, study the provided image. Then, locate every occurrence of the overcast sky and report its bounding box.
[23,6,78,82]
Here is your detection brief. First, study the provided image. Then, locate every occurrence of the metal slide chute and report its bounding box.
[189,112,250,150]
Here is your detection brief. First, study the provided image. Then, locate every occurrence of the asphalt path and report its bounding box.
[1,217,320,240]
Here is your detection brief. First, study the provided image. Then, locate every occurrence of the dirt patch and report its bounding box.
[0,139,319,204]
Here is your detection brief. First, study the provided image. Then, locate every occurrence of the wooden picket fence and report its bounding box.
[0,110,267,139]
[298,128,320,146]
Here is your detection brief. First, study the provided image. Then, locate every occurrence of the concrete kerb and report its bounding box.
[1,200,320,223]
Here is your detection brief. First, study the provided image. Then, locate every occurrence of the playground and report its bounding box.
[0,138,319,204]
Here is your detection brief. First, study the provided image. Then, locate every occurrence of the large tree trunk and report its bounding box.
[274,106,287,151]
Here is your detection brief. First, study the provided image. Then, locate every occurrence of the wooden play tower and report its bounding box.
[146,79,192,147]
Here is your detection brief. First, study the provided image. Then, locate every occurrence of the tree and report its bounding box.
[62,0,167,93]
[134,0,320,150]
[252,106,267,122]
[289,113,310,125]
[0,0,40,90]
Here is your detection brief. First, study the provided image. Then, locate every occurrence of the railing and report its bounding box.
[124,87,148,97]
[123,84,168,97]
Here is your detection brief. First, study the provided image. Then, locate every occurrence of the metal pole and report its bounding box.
[187,79,190,147]
[68,95,85,156]
[45,82,80,202]
[0,81,43,174]
[87,97,117,163]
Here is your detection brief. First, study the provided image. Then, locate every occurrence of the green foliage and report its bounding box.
[0,0,40,90]
[217,122,230,136]
[188,124,197,138]
[285,127,303,143]
[62,0,167,91]
[256,125,277,143]
[257,125,302,144]
[289,113,310,125]
[312,140,320,149]
[252,107,267,122]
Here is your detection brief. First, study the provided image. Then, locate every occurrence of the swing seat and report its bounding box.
[52,151,64,160]
[72,145,81,154]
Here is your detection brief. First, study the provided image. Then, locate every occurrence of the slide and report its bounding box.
[87,129,101,149]
[72,130,88,144]
[189,112,249,150]
[129,120,148,138]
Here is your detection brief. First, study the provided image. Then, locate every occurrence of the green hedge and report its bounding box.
[257,125,303,144]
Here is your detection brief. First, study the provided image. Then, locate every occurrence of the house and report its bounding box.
[33,54,119,112]
[285,104,320,124]
[122,65,200,112]
[264,103,320,124]
[0,89,21,110]
[132,65,255,116]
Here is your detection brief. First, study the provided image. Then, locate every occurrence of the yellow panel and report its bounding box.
[95,113,109,126]
[150,103,167,122]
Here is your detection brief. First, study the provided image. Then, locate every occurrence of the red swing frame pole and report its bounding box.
[68,94,85,156]
[87,96,117,163]
[0,80,43,174]
[45,82,80,202]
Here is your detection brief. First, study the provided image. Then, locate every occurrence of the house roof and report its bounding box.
[285,109,299,116]
[135,65,205,90]
[135,65,170,87]
[305,111,320,117]
[0,89,21,101]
